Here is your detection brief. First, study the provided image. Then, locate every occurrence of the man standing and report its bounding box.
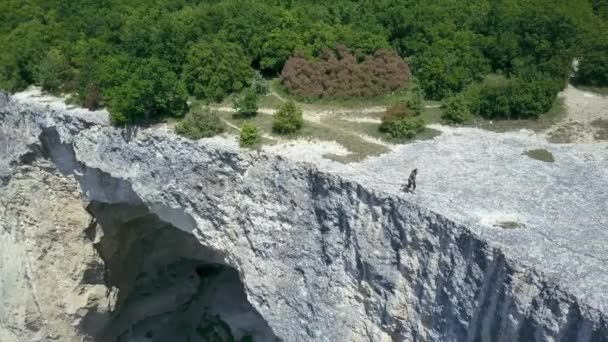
[403,168,418,193]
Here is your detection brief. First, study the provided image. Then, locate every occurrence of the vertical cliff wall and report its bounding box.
[0,95,606,341]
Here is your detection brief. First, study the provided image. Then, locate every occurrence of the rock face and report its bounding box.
[0,94,607,341]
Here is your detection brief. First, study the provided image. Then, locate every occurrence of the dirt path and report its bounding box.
[213,106,389,148]
[545,85,608,143]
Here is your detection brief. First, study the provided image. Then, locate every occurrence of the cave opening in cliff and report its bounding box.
[86,201,277,342]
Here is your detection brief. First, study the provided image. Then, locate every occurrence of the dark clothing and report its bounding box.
[403,169,418,193]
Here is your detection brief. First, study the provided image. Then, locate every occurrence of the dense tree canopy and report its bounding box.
[100,56,188,124]
[0,0,605,123]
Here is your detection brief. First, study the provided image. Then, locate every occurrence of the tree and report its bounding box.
[250,70,269,95]
[576,35,608,87]
[71,38,115,108]
[101,57,188,124]
[259,12,304,73]
[0,20,48,91]
[412,32,490,100]
[183,39,253,101]
[233,88,258,118]
[379,103,425,139]
[442,94,471,124]
[405,80,424,116]
[36,48,72,93]
[239,122,260,148]
[175,106,225,139]
[470,74,560,119]
[273,100,304,134]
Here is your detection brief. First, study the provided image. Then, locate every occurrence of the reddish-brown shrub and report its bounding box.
[280,44,411,99]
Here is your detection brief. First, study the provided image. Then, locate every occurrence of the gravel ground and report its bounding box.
[545,85,608,143]
[264,85,608,311]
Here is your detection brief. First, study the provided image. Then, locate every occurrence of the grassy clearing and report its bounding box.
[217,110,389,163]
[469,98,567,133]
[524,149,555,163]
[321,108,442,145]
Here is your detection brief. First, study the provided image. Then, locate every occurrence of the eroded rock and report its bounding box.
[0,94,607,341]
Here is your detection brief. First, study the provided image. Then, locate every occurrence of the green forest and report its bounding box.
[1,0,607,124]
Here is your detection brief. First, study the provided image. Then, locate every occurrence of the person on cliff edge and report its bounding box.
[403,168,418,193]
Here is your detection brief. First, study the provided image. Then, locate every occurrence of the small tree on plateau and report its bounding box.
[175,106,225,140]
[379,103,425,139]
[233,88,258,119]
[239,122,261,148]
[441,94,471,124]
[272,100,304,134]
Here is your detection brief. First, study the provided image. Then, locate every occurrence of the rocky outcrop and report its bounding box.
[0,94,606,341]
[0,165,114,341]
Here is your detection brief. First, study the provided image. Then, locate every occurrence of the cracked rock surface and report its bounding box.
[1,93,607,341]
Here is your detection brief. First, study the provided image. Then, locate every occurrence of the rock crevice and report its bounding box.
[0,94,607,341]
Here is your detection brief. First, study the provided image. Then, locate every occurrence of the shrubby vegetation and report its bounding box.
[250,71,269,96]
[576,35,608,87]
[273,100,304,134]
[175,106,225,140]
[0,0,606,124]
[464,74,562,120]
[239,122,260,148]
[233,88,259,119]
[379,103,425,139]
[100,57,188,124]
[404,81,424,116]
[281,45,411,99]
[184,40,253,102]
[442,94,471,124]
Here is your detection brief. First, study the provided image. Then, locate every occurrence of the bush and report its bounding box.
[405,80,424,116]
[239,122,260,148]
[466,74,561,120]
[576,36,608,87]
[175,106,225,139]
[272,100,304,134]
[251,70,269,95]
[379,103,425,139]
[441,94,471,124]
[36,48,72,93]
[233,88,258,118]
[280,44,411,99]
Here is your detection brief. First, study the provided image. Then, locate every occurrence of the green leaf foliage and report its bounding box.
[184,39,253,102]
[576,32,608,87]
[272,100,304,134]
[0,20,48,91]
[441,94,471,124]
[175,106,225,140]
[35,48,71,93]
[101,57,188,124]
[405,81,424,116]
[0,0,604,123]
[239,122,260,148]
[466,74,561,119]
[379,103,425,139]
[233,88,258,119]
